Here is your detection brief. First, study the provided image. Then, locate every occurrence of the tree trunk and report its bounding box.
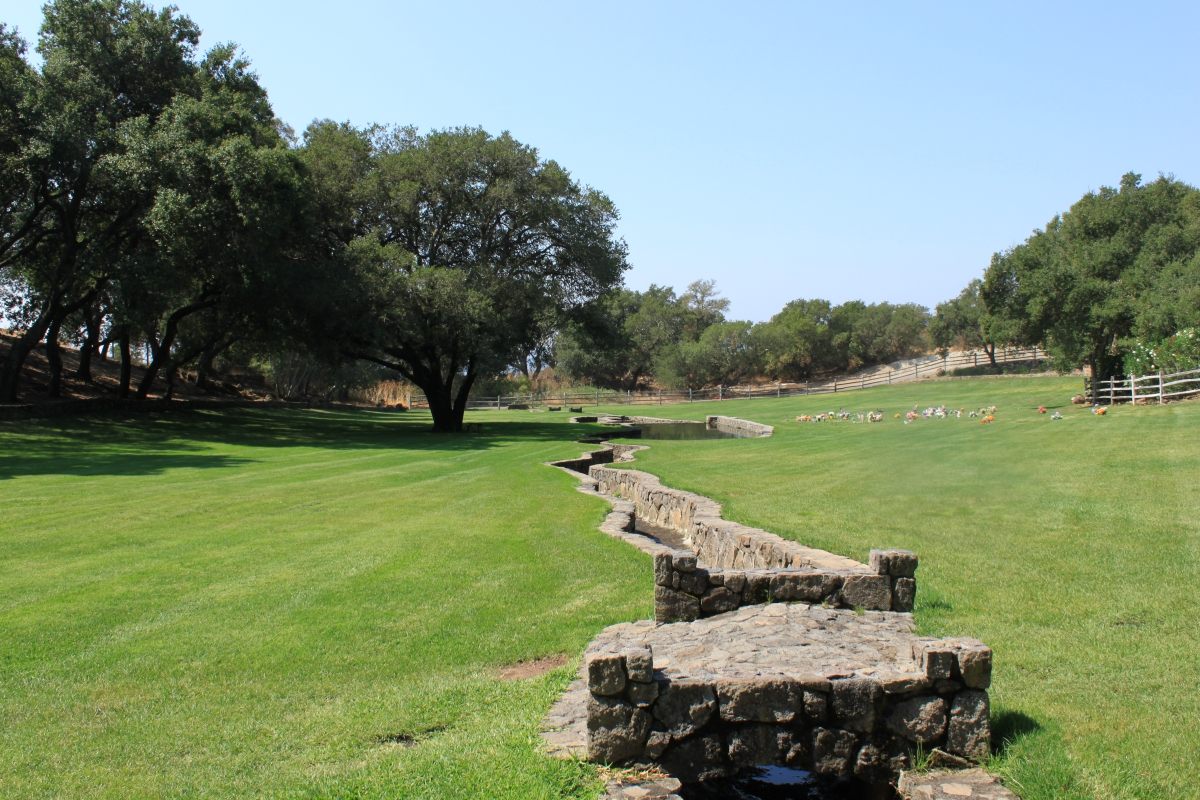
[164,364,177,400]
[136,300,214,399]
[0,307,55,402]
[424,382,456,432]
[76,307,104,381]
[118,326,133,398]
[46,317,64,398]
[984,342,997,367]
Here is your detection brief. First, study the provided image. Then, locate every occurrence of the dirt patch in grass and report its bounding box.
[497,654,569,680]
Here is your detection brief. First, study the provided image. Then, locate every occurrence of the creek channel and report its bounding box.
[573,420,899,800]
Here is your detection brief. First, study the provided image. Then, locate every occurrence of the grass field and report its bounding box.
[1,375,1196,799]
[599,376,1200,800]
[0,409,648,799]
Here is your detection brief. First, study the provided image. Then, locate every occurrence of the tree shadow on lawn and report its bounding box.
[0,408,599,480]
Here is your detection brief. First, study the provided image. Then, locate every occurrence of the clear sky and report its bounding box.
[5,1,1198,321]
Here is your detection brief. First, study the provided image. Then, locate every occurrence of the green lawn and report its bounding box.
[1,377,1196,799]
[0,408,647,799]
[599,376,1200,800]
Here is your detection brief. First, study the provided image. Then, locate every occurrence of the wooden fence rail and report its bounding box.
[1086,367,1200,405]
[409,347,1047,410]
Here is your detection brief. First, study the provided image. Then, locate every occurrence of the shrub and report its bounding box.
[1124,329,1200,375]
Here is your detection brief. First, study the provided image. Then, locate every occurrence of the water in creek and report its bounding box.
[679,766,894,800]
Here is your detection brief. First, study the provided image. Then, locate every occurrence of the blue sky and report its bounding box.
[5,1,1197,321]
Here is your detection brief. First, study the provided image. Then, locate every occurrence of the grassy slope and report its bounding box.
[0,408,648,799]
[599,376,1200,800]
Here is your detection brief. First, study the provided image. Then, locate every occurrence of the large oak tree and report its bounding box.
[305,124,627,431]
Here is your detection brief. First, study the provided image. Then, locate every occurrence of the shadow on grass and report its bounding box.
[0,407,600,480]
[991,709,1041,757]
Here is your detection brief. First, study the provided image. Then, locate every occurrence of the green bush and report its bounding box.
[1124,328,1200,375]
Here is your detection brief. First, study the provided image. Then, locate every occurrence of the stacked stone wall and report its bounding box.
[705,415,774,437]
[586,637,992,783]
[589,465,916,621]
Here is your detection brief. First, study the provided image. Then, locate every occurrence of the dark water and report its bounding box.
[680,767,893,800]
[614,422,744,440]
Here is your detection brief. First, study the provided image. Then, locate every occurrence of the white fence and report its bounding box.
[1088,367,1200,405]
[409,347,1046,410]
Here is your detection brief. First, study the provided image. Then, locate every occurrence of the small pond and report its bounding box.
[679,766,892,800]
[611,422,746,441]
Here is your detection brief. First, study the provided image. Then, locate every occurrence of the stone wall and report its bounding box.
[589,465,916,621]
[706,415,774,437]
[585,635,992,783]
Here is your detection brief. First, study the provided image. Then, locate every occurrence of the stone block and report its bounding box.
[587,653,626,696]
[886,695,948,744]
[892,577,916,612]
[672,553,697,573]
[803,690,829,722]
[948,690,991,762]
[716,679,802,723]
[743,572,772,603]
[623,646,654,683]
[915,641,958,681]
[770,571,842,602]
[652,680,717,737]
[727,724,788,766]
[956,642,993,689]
[700,586,740,614]
[676,569,709,596]
[853,741,888,782]
[869,548,918,577]
[879,672,931,695]
[723,572,747,593]
[660,734,727,782]
[627,680,660,707]
[653,553,674,587]
[811,727,858,777]
[831,677,881,732]
[655,585,699,623]
[644,730,671,758]
[587,695,651,762]
[841,574,893,610]
[784,734,811,767]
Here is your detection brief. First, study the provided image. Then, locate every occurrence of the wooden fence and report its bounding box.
[1086,367,1200,405]
[409,347,1047,410]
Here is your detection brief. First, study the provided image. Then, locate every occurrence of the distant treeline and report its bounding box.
[3,2,1198,430]
[552,282,932,390]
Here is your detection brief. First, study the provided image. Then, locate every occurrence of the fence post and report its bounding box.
[718,385,723,401]
[888,371,892,384]
[777,382,781,398]
[833,378,838,393]
[1159,371,1165,404]
[688,388,693,402]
